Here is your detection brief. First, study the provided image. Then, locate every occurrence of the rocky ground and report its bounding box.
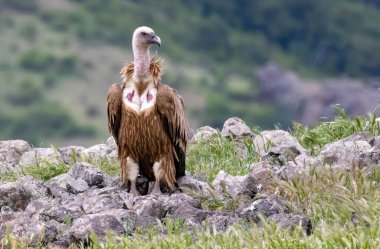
[0,117,379,248]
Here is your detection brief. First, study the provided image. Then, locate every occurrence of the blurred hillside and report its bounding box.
[0,0,379,146]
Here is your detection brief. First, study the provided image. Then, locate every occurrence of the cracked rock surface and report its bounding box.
[1,127,378,246]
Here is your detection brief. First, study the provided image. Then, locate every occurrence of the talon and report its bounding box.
[129,188,140,196]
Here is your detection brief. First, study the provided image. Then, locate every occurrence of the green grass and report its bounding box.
[22,161,69,181]
[292,106,380,155]
[95,159,120,177]
[0,162,69,182]
[0,171,20,182]
[187,134,259,181]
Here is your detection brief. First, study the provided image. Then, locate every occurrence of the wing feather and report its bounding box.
[107,83,123,146]
[156,83,187,178]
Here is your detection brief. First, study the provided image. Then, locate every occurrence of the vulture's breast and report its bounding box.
[120,86,171,164]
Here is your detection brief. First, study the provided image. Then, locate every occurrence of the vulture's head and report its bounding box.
[132,26,161,49]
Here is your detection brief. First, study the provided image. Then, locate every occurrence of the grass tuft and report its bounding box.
[23,161,69,181]
[186,134,259,181]
[292,106,380,155]
[96,160,120,177]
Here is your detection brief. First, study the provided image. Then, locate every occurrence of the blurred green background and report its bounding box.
[0,0,379,146]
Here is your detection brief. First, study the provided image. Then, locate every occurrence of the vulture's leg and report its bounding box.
[129,179,139,196]
[151,162,162,195]
[120,157,128,188]
[151,181,162,195]
[126,157,140,196]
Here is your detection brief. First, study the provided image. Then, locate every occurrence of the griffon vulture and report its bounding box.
[107,26,187,195]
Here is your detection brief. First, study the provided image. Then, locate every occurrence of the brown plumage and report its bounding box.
[107,26,187,195]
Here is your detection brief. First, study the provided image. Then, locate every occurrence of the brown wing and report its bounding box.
[107,83,123,146]
[156,83,187,178]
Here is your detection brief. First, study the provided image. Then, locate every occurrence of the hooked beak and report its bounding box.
[151,34,161,47]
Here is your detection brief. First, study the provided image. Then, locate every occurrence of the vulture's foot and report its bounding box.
[129,188,140,196]
[129,180,140,196]
[150,181,162,195]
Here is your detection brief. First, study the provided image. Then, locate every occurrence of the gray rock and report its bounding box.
[166,204,214,227]
[221,117,254,139]
[0,214,57,247]
[374,136,380,148]
[187,127,196,141]
[87,186,124,196]
[1,205,14,215]
[46,219,68,233]
[254,130,306,158]
[0,208,16,224]
[0,176,50,212]
[358,151,380,167]
[100,208,158,231]
[82,144,112,163]
[132,196,166,219]
[251,154,316,181]
[268,214,312,235]
[131,214,159,230]
[357,143,380,167]
[69,209,128,242]
[127,193,206,227]
[130,194,201,219]
[50,230,72,249]
[160,193,202,210]
[253,130,317,177]
[221,118,255,158]
[58,146,86,165]
[45,184,70,200]
[16,176,50,198]
[60,195,85,216]
[264,144,301,166]
[19,148,63,168]
[109,150,119,160]
[244,165,274,194]
[0,140,32,172]
[204,214,241,232]
[177,175,212,196]
[82,194,126,214]
[25,197,84,222]
[212,170,257,198]
[340,132,375,146]
[46,173,89,196]
[233,139,251,158]
[118,191,136,210]
[318,139,372,168]
[0,182,33,211]
[107,137,117,151]
[190,126,218,143]
[238,195,290,223]
[67,178,89,195]
[103,174,117,188]
[281,154,317,176]
[69,162,108,187]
